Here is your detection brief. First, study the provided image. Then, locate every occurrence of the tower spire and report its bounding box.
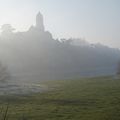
[36,11,45,31]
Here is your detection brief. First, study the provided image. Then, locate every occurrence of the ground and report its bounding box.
[0,76,120,120]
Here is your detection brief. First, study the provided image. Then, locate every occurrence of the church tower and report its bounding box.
[36,12,45,31]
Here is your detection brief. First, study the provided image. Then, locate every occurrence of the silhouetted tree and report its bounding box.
[0,63,10,81]
[1,24,15,35]
[117,61,120,75]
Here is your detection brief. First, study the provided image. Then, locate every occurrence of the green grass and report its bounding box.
[0,76,120,120]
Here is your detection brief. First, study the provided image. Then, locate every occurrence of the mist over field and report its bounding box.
[0,12,120,83]
[0,1,120,120]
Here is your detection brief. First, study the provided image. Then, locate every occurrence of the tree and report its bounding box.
[1,24,15,35]
[117,61,120,75]
[0,63,10,81]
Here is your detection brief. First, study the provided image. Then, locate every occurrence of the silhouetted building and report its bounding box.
[36,12,45,31]
[0,11,120,81]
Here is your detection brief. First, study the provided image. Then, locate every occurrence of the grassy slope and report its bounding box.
[0,76,120,120]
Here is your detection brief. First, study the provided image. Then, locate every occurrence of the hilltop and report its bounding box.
[0,12,120,81]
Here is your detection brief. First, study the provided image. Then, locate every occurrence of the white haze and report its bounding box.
[0,0,120,48]
[0,12,120,95]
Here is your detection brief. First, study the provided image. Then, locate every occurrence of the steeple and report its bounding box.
[36,12,45,31]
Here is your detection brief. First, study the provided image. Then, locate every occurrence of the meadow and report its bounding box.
[0,76,120,120]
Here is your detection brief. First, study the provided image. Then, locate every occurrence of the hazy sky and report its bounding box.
[0,0,120,48]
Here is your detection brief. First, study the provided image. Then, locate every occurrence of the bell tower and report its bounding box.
[36,12,45,31]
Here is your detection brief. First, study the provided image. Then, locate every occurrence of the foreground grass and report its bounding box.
[0,76,120,120]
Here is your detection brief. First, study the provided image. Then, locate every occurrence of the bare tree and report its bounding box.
[0,63,10,81]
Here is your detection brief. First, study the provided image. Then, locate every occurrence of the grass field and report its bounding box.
[0,76,120,120]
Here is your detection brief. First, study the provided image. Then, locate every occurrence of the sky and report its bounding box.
[0,0,120,48]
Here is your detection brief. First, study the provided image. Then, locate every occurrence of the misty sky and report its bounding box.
[0,0,120,48]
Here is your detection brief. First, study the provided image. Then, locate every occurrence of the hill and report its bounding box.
[0,12,120,80]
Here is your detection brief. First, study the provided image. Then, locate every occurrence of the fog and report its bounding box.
[0,12,120,94]
[0,12,120,80]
